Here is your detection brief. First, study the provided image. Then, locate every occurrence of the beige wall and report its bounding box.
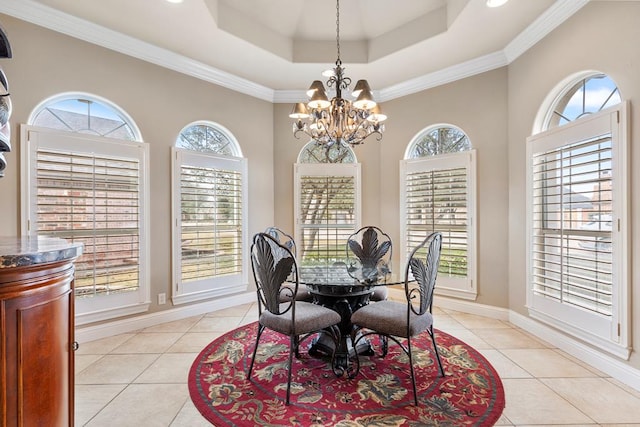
[508,1,640,366]
[0,15,275,313]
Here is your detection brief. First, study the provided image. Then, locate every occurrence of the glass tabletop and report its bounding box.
[298,262,405,287]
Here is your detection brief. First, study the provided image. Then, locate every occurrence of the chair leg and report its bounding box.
[429,326,445,377]
[407,336,419,406]
[380,335,389,357]
[247,324,265,380]
[341,326,359,379]
[286,336,295,405]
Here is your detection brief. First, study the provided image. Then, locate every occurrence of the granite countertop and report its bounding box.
[0,236,83,268]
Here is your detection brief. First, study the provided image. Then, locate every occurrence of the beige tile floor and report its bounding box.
[75,302,640,426]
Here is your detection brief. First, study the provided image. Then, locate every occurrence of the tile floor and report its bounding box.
[75,302,640,426]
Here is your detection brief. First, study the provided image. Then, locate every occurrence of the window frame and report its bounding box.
[400,150,477,300]
[21,125,151,325]
[526,103,630,359]
[170,124,248,305]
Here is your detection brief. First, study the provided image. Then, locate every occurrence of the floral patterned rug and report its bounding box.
[188,322,504,426]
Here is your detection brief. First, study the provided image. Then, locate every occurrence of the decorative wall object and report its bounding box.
[0,23,12,178]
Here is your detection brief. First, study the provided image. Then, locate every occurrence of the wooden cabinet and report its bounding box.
[0,237,81,426]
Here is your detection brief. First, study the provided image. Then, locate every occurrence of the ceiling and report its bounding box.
[0,0,589,102]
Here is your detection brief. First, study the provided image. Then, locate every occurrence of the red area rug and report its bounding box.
[189,322,505,426]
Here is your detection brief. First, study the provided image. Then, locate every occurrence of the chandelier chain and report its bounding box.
[335,0,341,65]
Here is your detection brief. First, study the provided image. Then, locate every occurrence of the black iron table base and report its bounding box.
[305,282,377,376]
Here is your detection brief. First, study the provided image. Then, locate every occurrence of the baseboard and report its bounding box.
[75,292,255,343]
[509,310,640,392]
[434,295,511,321]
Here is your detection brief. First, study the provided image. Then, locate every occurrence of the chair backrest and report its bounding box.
[264,227,296,257]
[405,232,442,315]
[346,226,392,282]
[250,232,298,315]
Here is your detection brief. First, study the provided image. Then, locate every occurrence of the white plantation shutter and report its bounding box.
[36,149,141,296]
[531,136,613,314]
[294,163,361,267]
[22,127,150,323]
[527,105,629,358]
[401,151,476,299]
[172,149,248,304]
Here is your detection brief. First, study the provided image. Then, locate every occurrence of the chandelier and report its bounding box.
[289,0,387,147]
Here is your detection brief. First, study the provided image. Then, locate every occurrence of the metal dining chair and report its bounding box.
[265,226,313,302]
[346,226,392,301]
[350,232,445,405]
[247,232,342,405]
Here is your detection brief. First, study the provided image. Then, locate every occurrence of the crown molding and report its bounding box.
[377,51,509,103]
[504,0,589,63]
[0,0,587,104]
[0,0,275,102]
[273,90,308,104]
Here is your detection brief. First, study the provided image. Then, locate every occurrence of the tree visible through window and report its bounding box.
[176,122,237,155]
[295,141,360,270]
[407,126,471,158]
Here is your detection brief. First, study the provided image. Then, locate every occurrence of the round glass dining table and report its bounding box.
[297,263,405,375]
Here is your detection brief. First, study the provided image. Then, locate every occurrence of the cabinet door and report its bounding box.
[2,266,74,427]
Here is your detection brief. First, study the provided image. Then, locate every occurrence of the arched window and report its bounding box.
[298,140,356,164]
[171,121,247,304]
[22,93,149,324]
[527,72,629,358]
[175,121,241,156]
[294,141,360,269]
[400,124,477,300]
[29,92,141,141]
[406,124,471,158]
[542,73,620,130]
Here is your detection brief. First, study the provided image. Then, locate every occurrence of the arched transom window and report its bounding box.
[176,121,241,156]
[543,73,620,130]
[406,124,471,158]
[29,93,141,141]
[298,140,356,164]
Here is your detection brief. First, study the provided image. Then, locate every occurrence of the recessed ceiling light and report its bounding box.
[166,0,183,3]
[486,0,509,7]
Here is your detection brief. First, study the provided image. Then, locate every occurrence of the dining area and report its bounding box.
[185,225,505,425]
[246,226,462,404]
